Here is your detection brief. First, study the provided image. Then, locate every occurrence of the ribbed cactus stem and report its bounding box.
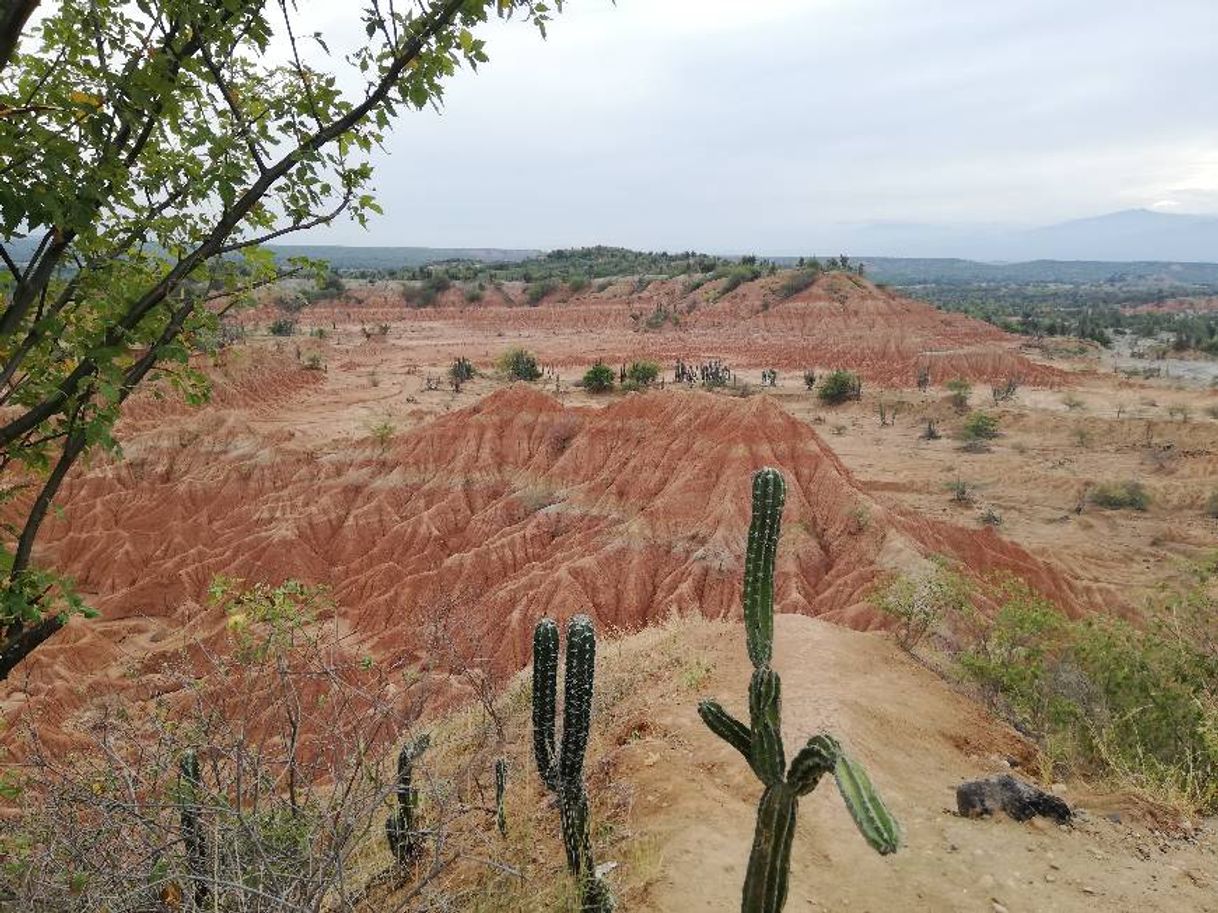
[698,699,751,759]
[747,668,785,786]
[386,733,430,865]
[699,469,899,913]
[179,750,210,907]
[531,615,615,912]
[532,617,560,790]
[495,757,508,837]
[742,782,797,913]
[743,468,786,669]
[559,615,596,787]
[833,751,901,855]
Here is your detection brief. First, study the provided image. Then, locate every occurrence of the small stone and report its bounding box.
[1082,886,1098,895]
[992,902,1009,913]
[1045,874,1057,883]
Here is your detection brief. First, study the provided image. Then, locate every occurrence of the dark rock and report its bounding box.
[956,775,1073,825]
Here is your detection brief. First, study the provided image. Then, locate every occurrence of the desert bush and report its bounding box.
[920,419,941,440]
[1062,392,1086,411]
[991,378,1019,403]
[959,568,1218,811]
[802,369,817,391]
[525,278,559,304]
[464,284,484,303]
[1205,404,1218,420]
[960,411,999,441]
[946,477,975,504]
[567,274,590,293]
[269,317,297,337]
[626,360,660,386]
[497,347,542,381]
[945,378,971,409]
[979,506,1002,526]
[1168,404,1192,423]
[2,578,438,912]
[303,353,324,371]
[915,364,930,391]
[817,369,861,405]
[582,362,615,393]
[1089,480,1150,511]
[870,558,971,651]
[1205,490,1218,519]
[403,273,452,307]
[449,356,476,384]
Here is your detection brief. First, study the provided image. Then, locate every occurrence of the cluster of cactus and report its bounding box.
[178,750,210,908]
[385,733,431,865]
[532,615,615,912]
[698,468,900,913]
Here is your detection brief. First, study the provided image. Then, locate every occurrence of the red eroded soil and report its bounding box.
[3,379,1090,751]
[251,272,1064,386]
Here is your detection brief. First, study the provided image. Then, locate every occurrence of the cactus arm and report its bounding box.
[532,617,560,788]
[495,757,508,837]
[698,699,752,760]
[833,751,900,855]
[747,668,785,786]
[559,614,596,788]
[742,782,798,913]
[386,733,430,864]
[743,468,786,669]
[786,734,840,796]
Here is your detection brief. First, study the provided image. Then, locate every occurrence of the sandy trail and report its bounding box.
[611,615,1217,912]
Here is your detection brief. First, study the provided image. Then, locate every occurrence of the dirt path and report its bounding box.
[612,615,1216,912]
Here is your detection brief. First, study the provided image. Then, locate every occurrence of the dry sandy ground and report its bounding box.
[384,615,1216,913]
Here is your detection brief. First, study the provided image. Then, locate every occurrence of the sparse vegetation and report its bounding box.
[817,369,862,405]
[497,348,542,381]
[582,362,615,393]
[626,360,660,387]
[269,318,297,337]
[960,411,999,441]
[871,558,970,652]
[945,378,971,410]
[1089,480,1150,511]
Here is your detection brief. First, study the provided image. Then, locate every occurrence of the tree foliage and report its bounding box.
[0,0,563,676]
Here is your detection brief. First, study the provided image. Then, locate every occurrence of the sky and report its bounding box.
[291,0,1218,253]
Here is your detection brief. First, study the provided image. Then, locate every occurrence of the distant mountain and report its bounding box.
[826,209,1218,263]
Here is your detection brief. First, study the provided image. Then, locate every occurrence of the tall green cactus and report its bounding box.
[178,750,210,908]
[385,733,430,865]
[698,468,900,913]
[532,615,614,912]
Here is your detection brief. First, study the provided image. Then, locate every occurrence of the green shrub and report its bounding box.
[959,568,1218,811]
[1206,490,1218,519]
[567,274,590,293]
[582,362,615,393]
[817,369,861,404]
[449,357,476,384]
[871,558,970,652]
[1089,480,1150,511]
[269,318,296,336]
[525,279,559,305]
[620,379,643,393]
[945,378,971,409]
[497,348,542,381]
[961,411,999,441]
[626,360,660,386]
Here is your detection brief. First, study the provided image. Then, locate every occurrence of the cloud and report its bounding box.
[292,0,1218,250]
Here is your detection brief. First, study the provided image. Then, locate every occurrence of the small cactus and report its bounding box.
[532,615,614,912]
[385,733,430,865]
[178,750,210,907]
[495,756,508,836]
[699,468,899,913]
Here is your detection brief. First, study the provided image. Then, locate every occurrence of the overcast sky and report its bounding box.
[296,0,1218,253]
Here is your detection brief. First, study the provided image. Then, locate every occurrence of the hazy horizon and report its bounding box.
[287,0,1218,253]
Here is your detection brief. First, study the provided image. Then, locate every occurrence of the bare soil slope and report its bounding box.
[4,383,1084,750]
[261,272,1062,386]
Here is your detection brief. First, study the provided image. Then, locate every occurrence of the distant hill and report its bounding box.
[264,244,541,269]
